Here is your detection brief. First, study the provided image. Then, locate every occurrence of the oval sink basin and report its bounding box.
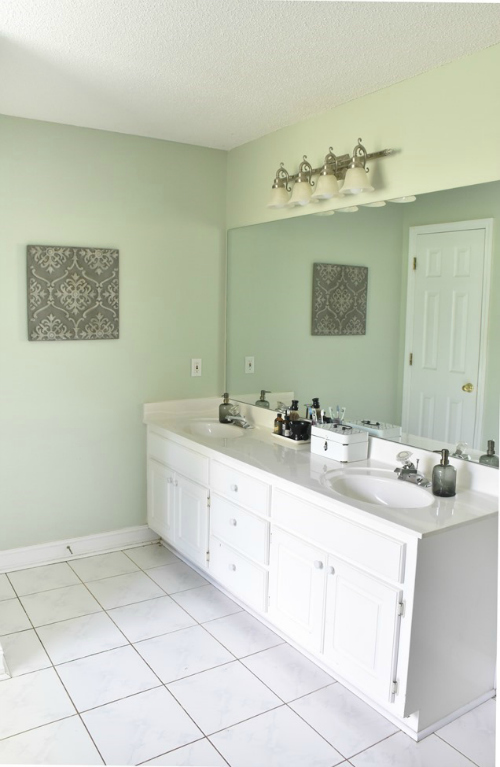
[188,419,247,439]
[327,473,433,509]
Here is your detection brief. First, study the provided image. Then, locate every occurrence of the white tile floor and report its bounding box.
[0,543,495,766]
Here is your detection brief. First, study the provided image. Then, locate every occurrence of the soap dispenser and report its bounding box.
[219,393,234,423]
[479,441,499,468]
[432,449,456,497]
[255,390,271,408]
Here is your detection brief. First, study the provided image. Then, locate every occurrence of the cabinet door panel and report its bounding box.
[324,557,401,703]
[175,475,209,567]
[269,529,326,652]
[147,459,175,543]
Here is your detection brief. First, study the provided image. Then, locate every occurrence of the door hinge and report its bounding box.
[397,600,405,617]
[391,680,399,695]
[207,494,211,508]
[409,352,413,366]
[206,550,210,563]
[412,257,417,270]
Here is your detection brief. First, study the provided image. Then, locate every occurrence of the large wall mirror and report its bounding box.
[226,181,499,464]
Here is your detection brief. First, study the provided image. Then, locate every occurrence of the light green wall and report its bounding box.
[227,44,500,229]
[227,182,499,444]
[0,116,226,550]
[227,205,405,423]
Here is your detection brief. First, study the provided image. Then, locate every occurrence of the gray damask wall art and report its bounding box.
[27,245,119,341]
[311,263,368,336]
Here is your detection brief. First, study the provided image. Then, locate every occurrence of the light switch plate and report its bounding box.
[245,356,255,374]
[191,358,202,377]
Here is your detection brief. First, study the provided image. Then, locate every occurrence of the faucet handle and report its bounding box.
[396,450,413,465]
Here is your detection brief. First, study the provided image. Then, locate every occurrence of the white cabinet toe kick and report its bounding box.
[146,424,497,740]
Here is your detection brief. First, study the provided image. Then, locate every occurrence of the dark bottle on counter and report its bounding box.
[274,412,284,434]
[284,411,291,438]
[289,400,300,421]
[432,449,456,497]
[312,397,321,420]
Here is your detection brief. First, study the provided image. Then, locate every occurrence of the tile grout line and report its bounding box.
[0,576,108,765]
[434,731,482,767]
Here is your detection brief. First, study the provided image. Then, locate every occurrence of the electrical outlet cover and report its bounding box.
[191,358,202,377]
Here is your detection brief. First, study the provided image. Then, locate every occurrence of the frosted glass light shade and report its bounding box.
[337,206,359,213]
[267,186,290,209]
[388,196,417,203]
[311,174,341,200]
[286,181,312,207]
[341,166,374,195]
[363,201,386,208]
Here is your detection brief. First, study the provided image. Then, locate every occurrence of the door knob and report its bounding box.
[462,383,474,393]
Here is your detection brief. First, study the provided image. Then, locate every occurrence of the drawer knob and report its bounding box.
[328,566,336,575]
[314,560,324,570]
[230,484,238,492]
[228,563,237,571]
[229,518,237,526]
[174,480,178,487]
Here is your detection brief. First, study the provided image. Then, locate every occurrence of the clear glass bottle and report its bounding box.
[432,449,456,497]
[479,440,499,467]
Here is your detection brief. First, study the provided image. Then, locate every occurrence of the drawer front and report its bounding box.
[210,461,270,516]
[148,431,209,486]
[211,495,269,565]
[209,537,268,612]
[273,490,405,584]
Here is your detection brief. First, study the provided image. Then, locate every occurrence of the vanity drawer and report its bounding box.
[148,431,209,486]
[211,495,269,565]
[209,537,268,612]
[272,490,406,584]
[210,461,270,516]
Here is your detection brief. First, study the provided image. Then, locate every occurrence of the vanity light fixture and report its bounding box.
[267,138,394,209]
[311,149,343,201]
[341,139,374,195]
[286,156,315,207]
[388,195,417,203]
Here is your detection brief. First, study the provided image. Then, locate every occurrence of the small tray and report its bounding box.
[271,432,311,449]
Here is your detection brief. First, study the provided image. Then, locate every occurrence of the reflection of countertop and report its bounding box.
[144,401,498,540]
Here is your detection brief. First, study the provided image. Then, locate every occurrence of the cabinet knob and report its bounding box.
[328,566,336,575]
[167,477,173,484]
[229,518,237,526]
[228,563,236,571]
[314,560,324,569]
[230,484,238,492]
[174,480,178,487]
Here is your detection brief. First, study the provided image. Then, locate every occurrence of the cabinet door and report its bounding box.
[323,557,402,703]
[147,458,175,543]
[269,528,326,652]
[174,474,209,567]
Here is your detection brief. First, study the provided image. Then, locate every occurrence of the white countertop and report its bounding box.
[144,399,498,539]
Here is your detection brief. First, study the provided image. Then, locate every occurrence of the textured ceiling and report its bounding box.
[1,1,499,150]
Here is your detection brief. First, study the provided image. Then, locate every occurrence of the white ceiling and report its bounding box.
[1,1,499,150]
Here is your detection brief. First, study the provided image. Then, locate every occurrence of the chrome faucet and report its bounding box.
[225,414,254,429]
[394,452,431,487]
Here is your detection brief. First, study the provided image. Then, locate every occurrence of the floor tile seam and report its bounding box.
[134,735,206,766]
[284,679,339,705]
[339,730,402,762]
[66,552,171,599]
[3,574,82,599]
[30,606,104,629]
[281,701,350,762]
[433,731,483,766]
[0,713,77,745]
[200,618,286,660]
[51,640,140,669]
[169,592,243,623]
[198,700,285,738]
[50,664,107,764]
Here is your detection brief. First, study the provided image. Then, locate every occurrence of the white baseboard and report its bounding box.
[0,526,159,573]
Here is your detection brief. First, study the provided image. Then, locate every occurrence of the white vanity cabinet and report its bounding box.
[145,422,497,740]
[269,488,406,706]
[147,429,210,567]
